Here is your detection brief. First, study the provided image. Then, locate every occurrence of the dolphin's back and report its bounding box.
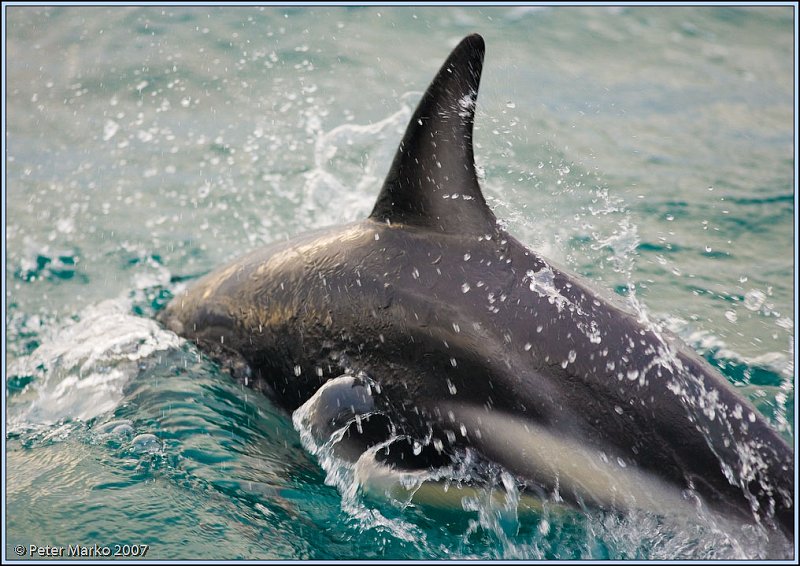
[160,217,793,533]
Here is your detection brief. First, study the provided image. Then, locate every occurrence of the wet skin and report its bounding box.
[159,34,794,535]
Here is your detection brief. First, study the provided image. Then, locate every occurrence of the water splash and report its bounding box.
[292,375,431,546]
[7,298,183,429]
[299,92,417,226]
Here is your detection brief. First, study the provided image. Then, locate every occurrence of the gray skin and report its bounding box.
[158,34,793,535]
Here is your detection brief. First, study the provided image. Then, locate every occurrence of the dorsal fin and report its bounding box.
[369,34,497,235]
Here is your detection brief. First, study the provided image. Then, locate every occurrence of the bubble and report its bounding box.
[96,419,134,437]
[130,433,160,454]
[743,289,765,311]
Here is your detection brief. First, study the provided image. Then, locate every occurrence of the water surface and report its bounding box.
[5,6,795,560]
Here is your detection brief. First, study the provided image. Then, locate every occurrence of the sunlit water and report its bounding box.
[5,6,795,560]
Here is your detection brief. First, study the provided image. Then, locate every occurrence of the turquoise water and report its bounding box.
[5,6,795,560]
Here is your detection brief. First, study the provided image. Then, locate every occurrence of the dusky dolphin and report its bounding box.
[158,34,794,536]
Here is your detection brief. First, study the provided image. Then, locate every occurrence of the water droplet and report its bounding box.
[463,253,471,261]
[452,323,460,333]
[568,350,577,363]
[461,282,471,293]
[614,406,623,415]
[626,369,639,381]
[103,119,119,141]
[294,365,302,376]
[450,357,458,367]
[524,342,532,351]
[446,379,458,395]
[724,310,737,323]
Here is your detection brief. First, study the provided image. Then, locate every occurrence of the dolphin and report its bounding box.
[158,34,794,536]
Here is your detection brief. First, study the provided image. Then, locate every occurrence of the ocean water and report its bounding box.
[4,5,796,561]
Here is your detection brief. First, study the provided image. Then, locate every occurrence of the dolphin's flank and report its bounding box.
[158,34,794,538]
